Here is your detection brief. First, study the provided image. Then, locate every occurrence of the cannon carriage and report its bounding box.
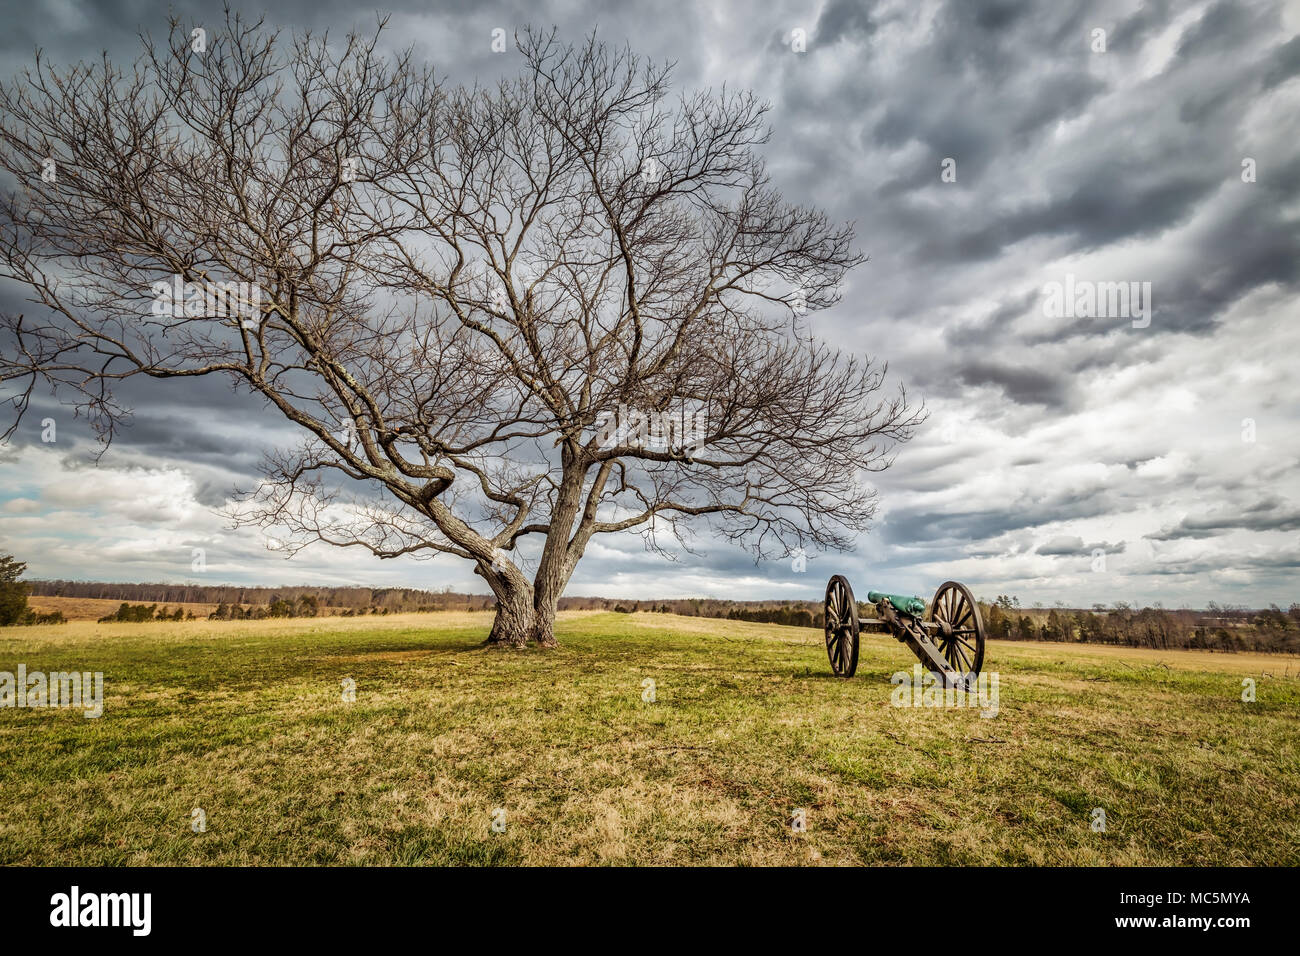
[823,575,986,689]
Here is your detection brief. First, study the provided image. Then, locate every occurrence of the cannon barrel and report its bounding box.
[867,591,927,616]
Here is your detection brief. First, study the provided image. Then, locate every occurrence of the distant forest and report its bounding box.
[25,581,1300,653]
[28,579,496,612]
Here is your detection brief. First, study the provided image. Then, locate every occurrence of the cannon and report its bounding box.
[823,575,986,688]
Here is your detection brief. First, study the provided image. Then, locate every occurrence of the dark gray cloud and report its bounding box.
[878,485,1119,548]
[1145,547,1300,574]
[1037,536,1126,556]
[813,0,882,46]
[1147,497,1300,540]
[953,360,1073,409]
[1262,33,1300,88]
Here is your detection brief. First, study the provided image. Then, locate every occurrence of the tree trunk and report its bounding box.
[483,573,562,648]
[486,591,561,647]
[531,592,559,648]
[486,581,536,648]
[507,452,579,651]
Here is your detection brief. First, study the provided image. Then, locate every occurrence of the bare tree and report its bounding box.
[0,12,922,648]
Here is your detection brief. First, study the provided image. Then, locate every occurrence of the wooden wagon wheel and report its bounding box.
[823,575,860,677]
[928,581,985,677]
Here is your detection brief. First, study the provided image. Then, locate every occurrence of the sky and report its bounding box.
[1,0,1298,608]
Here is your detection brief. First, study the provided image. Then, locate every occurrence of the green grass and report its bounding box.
[1,611,1297,865]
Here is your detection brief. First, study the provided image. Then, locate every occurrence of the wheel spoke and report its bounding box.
[832,618,852,673]
[823,578,859,677]
[924,583,982,677]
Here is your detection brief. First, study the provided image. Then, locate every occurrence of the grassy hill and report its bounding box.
[1,611,1296,865]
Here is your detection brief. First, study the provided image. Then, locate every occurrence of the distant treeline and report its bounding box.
[27,581,748,616]
[29,580,498,612]
[99,603,195,623]
[210,596,396,619]
[978,598,1300,654]
[94,597,400,623]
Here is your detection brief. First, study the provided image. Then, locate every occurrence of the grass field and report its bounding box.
[1,611,1297,865]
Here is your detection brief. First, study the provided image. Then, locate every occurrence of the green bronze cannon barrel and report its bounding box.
[867,591,927,616]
